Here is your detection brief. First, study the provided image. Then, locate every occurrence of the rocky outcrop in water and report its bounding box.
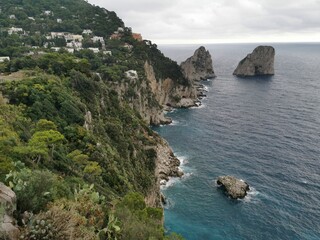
[0,182,20,240]
[217,176,249,199]
[233,46,275,77]
[180,46,216,81]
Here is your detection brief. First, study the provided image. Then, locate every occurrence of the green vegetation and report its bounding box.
[0,0,186,239]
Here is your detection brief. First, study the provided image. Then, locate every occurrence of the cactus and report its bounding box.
[20,217,57,240]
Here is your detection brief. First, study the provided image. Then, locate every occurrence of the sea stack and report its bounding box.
[180,46,216,81]
[233,46,275,77]
[217,176,250,199]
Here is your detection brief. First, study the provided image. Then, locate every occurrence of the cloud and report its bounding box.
[88,0,320,43]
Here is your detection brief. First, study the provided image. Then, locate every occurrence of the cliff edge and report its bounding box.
[233,46,275,77]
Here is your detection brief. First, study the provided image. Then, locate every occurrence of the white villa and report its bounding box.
[83,29,93,35]
[88,48,99,53]
[92,36,104,43]
[8,27,24,35]
[0,57,10,63]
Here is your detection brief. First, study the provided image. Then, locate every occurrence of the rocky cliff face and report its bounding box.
[233,46,275,77]
[180,46,216,81]
[0,182,20,240]
[108,61,199,126]
[144,61,198,109]
[145,138,183,207]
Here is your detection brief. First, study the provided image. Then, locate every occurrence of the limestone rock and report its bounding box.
[233,46,275,77]
[180,46,216,81]
[217,176,249,199]
[176,98,196,108]
[0,182,20,240]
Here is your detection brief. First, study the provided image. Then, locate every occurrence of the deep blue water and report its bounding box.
[154,43,320,240]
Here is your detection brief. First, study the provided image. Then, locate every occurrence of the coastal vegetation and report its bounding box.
[0,0,187,239]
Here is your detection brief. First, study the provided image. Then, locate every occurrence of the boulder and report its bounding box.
[180,46,216,81]
[0,182,20,240]
[233,46,275,77]
[217,176,249,199]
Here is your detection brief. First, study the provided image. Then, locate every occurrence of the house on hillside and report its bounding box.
[110,33,121,40]
[103,51,112,56]
[0,57,10,63]
[92,36,104,43]
[88,48,99,53]
[8,27,24,35]
[9,15,16,20]
[65,34,83,42]
[43,11,52,16]
[57,18,62,23]
[132,33,143,41]
[83,29,93,35]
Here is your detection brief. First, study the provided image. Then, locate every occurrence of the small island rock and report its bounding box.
[180,46,216,81]
[217,176,249,199]
[233,46,275,77]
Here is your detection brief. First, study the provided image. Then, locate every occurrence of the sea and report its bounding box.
[153,43,320,240]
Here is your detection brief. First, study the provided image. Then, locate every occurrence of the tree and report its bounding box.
[29,129,65,159]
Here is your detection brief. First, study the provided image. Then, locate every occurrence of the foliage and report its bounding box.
[0,0,191,238]
[114,192,164,240]
[6,168,72,213]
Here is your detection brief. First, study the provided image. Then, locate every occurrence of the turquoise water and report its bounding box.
[154,43,320,240]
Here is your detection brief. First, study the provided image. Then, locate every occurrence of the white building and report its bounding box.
[65,34,83,42]
[57,18,62,23]
[82,29,93,35]
[66,48,75,53]
[51,47,61,52]
[50,32,66,39]
[9,15,16,19]
[8,27,24,35]
[92,36,104,43]
[66,41,82,49]
[28,17,35,21]
[43,10,52,16]
[0,57,10,63]
[103,51,112,56]
[88,48,99,53]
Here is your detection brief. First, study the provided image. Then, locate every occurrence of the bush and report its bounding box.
[6,168,72,213]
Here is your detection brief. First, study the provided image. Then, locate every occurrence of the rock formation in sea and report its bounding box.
[0,182,20,240]
[233,46,275,77]
[180,46,216,81]
[217,176,250,199]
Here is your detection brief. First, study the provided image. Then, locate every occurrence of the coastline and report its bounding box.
[151,80,210,206]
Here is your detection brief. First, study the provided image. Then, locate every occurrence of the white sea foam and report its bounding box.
[170,120,179,126]
[243,187,259,203]
[161,177,179,190]
[190,103,206,109]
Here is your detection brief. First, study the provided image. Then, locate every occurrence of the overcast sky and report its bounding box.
[88,0,320,44]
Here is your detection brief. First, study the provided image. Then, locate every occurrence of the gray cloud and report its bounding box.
[88,0,320,43]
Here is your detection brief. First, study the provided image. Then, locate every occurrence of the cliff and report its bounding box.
[144,61,198,109]
[180,46,216,81]
[233,46,275,77]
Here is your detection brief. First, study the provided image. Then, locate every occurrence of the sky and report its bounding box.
[88,0,320,44]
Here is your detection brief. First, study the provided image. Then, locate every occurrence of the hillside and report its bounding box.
[0,0,190,239]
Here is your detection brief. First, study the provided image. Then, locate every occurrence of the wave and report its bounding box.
[242,187,260,203]
[190,103,206,109]
[170,120,179,126]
